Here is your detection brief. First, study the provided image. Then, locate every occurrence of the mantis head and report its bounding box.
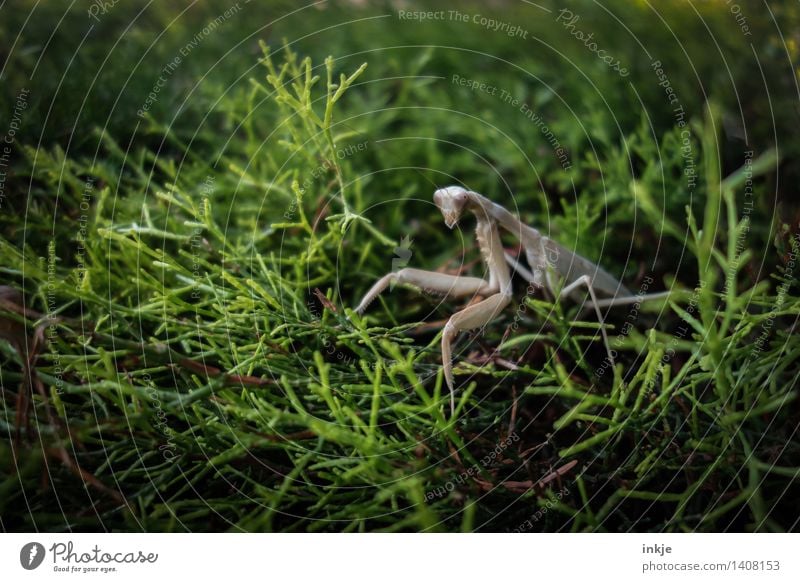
[433,186,471,229]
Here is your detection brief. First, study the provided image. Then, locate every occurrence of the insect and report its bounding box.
[354,186,672,415]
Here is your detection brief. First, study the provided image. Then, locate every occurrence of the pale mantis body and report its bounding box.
[354,186,672,414]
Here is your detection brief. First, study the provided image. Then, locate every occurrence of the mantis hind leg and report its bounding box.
[506,261,618,368]
[556,275,616,367]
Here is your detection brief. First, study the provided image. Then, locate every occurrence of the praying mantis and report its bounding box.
[354,186,673,414]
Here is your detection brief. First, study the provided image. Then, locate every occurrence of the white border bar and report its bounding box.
[1,533,797,581]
